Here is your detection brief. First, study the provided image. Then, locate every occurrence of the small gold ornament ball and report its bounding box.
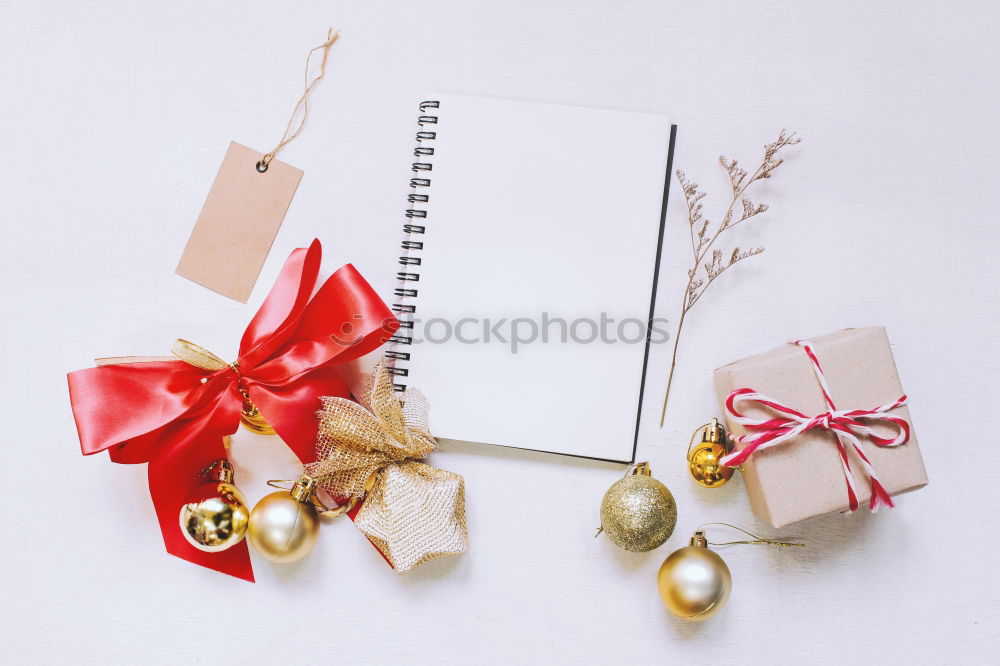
[247,491,319,563]
[688,441,735,488]
[657,533,732,620]
[599,464,677,552]
[179,480,250,553]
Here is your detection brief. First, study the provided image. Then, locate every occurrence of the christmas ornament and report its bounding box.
[597,462,676,552]
[67,239,397,580]
[687,418,735,488]
[657,524,803,621]
[239,387,275,435]
[657,530,731,620]
[248,475,324,564]
[305,361,468,572]
[179,457,249,553]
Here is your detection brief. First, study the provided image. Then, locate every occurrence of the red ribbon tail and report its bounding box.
[147,427,254,582]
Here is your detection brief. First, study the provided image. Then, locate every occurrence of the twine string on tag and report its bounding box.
[257,28,340,172]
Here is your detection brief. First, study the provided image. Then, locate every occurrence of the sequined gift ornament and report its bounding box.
[304,361,468,572]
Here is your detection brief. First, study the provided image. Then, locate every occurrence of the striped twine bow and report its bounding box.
[720,340,910,512]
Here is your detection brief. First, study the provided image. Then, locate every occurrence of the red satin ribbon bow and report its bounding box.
[720,340,910,513]
[67,239,398,581]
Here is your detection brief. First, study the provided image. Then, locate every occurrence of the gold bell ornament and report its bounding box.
[239,386,276,435]
[597,462,677,552]
[687,418,735,488]
[248,474,359,563]
[179,458,250,553]
[657,523,803,621]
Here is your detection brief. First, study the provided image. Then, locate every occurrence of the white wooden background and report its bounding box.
[2,1,998,663]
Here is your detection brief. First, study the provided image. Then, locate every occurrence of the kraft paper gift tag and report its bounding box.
[176,30,338,302]
[177,143,303,302]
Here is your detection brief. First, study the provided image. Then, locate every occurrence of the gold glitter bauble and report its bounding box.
[657,531,732,620]
[599,462,676,552]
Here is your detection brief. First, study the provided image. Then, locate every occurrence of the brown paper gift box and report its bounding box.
[714,327,928,528]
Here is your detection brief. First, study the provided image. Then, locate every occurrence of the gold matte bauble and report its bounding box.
[247,482,320,563]
[657,531,732,620]
[179,461,249,553]
[599,462,676,552]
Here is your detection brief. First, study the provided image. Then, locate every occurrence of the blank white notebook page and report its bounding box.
[400,93,673,461]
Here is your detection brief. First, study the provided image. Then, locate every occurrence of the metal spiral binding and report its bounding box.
[389,100,439,391]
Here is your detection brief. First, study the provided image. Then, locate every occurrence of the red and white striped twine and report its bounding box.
[720,339,910,513]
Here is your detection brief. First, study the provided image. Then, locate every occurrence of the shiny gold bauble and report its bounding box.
[657,531,732,620]
[688,442,735,488]
[687,418,735,488]
[247,480,320,563]
[599,462,677,552]
[179,461,249,553]
[240,400,276,435]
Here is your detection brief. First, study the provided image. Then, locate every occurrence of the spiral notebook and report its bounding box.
[388,94,676,462]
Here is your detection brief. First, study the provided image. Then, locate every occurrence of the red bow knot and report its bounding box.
[67,240,398,580]
[720,340,910,514]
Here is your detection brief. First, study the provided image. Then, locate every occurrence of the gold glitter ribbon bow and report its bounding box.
[304,361,468,572]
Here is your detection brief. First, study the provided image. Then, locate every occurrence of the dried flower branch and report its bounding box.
[660,130,800,427]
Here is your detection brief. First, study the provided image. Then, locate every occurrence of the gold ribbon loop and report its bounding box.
[171,339,229,372]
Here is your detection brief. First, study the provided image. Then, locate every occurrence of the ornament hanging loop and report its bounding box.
[625,461,652,477]
[265,475,360,517]
[697,522,804,548]
[686,419,727,459]
[197,458,235,484]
